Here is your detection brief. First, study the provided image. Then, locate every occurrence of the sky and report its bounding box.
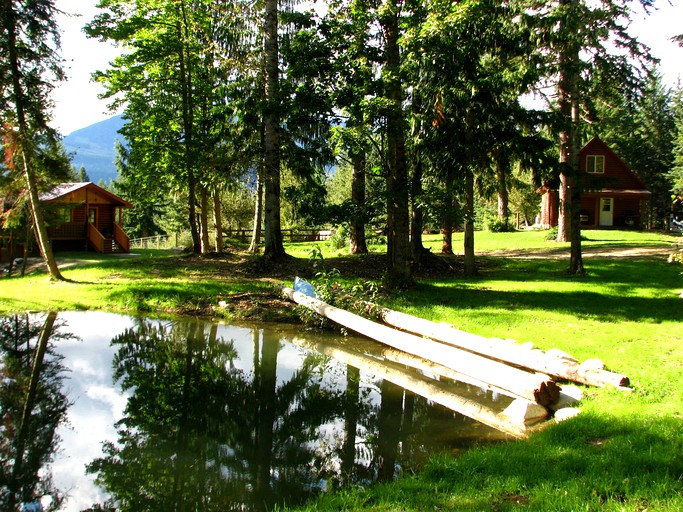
[50,0,683,136]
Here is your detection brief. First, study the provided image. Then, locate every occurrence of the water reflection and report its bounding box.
[0,313,509,512]
[0,313,71,511]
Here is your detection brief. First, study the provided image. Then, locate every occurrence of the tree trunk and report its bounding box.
[3,1,63,280]
[349,152,368,254]
[248,167,264,253]
[410,93,426,262]
[568,86,584,274]
[293,337,535,439]
[283,287,560,407]
[463,166,477,276]
[463,110,477,276]
[213,187,223,253]
[199,185,210,253]
[263,0,285,259]
[176,10,200,253]
[7,311,57,510]
[441,169,455,255]
[409,149,426,262]
[381,0,411,288]
[557,0,584,274]
[495,150,510,227]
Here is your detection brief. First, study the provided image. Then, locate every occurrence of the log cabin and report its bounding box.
[40,182,132,253]
[538,137,651,229]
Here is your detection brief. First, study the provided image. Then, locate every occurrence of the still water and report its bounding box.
[0,311,511,511]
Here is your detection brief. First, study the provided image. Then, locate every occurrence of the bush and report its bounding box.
[544,227,558,240]
[487,218,515,233]
[327,225,349,250]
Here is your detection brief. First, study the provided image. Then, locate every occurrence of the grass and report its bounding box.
[1,228,682,511]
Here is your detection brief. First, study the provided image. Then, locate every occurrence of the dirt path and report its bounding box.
[485,245,678,260]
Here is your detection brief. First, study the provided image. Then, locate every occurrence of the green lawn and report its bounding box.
[1,229,682,511]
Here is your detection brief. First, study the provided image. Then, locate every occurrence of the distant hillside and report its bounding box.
[63,115,126,185]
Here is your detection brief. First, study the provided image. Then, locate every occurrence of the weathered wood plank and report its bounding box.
[369,304,629,389]
[283,287,560,406]
[292,336,540,439]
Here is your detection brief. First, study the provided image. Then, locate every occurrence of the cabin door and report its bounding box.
[599,198,613,226]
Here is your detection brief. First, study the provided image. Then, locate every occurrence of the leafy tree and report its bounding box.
[669,84,683,202]
[262,0,285,259]
[379,0,412,287]
[534,0,655,274]
[0,0,66,280]
[596,70,675,229]
[410,0,546,275]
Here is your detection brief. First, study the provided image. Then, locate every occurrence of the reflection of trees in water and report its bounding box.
[0,313,71,511]
[86,318,500,511]
[87,319,348,512]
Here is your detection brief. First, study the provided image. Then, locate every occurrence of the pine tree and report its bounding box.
[1,0,65,280]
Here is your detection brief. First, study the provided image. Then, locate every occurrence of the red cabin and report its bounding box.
[40,182,132,253]
[539,137,650,229]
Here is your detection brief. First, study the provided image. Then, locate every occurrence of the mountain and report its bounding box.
[63,115,126,184]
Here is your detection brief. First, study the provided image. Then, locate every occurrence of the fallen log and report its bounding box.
[335,335,531,403]
[283,287,560,406]
[368,303,630,389]
[292,336,544,439]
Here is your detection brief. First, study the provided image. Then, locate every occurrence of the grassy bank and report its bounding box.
[1,229,682,510]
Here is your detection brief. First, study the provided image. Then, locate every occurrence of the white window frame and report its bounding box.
[586,155,605,174]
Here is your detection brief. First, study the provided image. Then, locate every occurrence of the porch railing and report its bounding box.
[87,223,105,253]
[114,223,130,253]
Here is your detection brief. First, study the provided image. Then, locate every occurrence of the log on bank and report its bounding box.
[282,287,560,407]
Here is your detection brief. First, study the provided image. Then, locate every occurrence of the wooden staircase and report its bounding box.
[103,237,125,253]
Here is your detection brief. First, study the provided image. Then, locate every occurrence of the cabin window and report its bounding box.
[55,208,71,224]
[586,155,605,174]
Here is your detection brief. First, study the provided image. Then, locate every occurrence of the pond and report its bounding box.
[0,311,512,511]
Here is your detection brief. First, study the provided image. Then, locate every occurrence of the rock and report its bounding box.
[501,398,548,425]
[554,407,581,422]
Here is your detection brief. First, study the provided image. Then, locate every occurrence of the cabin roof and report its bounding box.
[40,182,133,208]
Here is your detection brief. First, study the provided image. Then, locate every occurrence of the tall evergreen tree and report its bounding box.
[597,70,675,228]
[669,84,683,199]
[534,0,655,273]
[0,0,65,280]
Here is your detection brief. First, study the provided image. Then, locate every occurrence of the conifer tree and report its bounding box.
[1,0,65,280]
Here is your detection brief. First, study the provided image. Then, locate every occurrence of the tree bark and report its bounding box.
[349,152,368,254]
[199,185,210,253]
[263,0,285,259]
[248,167,263,253]
[381,0,411,287]
[213,187,223,253]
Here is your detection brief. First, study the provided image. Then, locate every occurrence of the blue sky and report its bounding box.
[51,0,683,136]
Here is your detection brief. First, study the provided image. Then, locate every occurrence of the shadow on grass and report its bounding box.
[412,413,683,510]
[408,283,680,323]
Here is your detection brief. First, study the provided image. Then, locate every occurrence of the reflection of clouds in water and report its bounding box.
[51,312,133,512]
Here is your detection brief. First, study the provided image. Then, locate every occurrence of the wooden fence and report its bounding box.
[223,229,333,243]
[130,230,333,249]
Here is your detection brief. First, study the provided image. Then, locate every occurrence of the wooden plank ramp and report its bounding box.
[291,336,546,439]
[282,287,561,407]
[365,302,630,389]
